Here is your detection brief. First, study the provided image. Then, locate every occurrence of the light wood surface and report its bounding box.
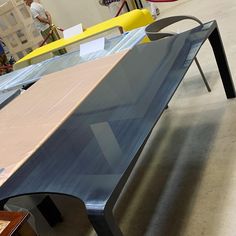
[0,50,128,186]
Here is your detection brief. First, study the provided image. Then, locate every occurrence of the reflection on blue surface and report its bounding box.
[0,22,217,207]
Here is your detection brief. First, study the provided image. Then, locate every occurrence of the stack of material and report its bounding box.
[0,0,42,61]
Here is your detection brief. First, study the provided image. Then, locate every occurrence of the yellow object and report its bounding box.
[15,9,154,69]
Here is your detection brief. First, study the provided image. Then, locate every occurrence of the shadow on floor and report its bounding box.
[176,70,219,98]
[114,107,227,236]
[6,105,231,236]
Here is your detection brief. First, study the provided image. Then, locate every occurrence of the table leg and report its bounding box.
[133,0,143,9]
[0,199,8,210]
[138,0,143,8]
[208,27,236,99]
[88,208,123,236]
[125,1,130,11]
[194,57,211,92]
[36,196,63,227]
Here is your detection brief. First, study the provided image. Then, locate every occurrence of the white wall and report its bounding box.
[40,0,111,29]
[0,0,112,29]
[0,0,144,30]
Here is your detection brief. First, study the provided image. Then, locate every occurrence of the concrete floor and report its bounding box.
[14,0,236,235]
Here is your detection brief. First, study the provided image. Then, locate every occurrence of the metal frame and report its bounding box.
[0,21,235,236]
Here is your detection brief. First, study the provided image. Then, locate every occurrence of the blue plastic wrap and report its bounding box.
[0,27,146,92]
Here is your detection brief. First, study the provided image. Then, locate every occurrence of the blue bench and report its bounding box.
[0,21,235,235]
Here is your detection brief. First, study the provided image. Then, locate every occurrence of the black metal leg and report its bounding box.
[208,27,236,98]
[133,0,139,8]
[0,199,8,210]
[138,0,143,8]
[88,208,123,236]
[194,57,211,92]
[124,1,130,12]
[37,196,63,227]
[133,0,143,9]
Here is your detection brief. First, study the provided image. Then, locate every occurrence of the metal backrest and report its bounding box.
[145,15,203,41]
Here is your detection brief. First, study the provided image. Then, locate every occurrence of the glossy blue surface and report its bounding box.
[0,21,228,212]
[0,89,21,109]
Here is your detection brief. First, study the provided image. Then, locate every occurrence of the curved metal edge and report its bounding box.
[145,15,203,40]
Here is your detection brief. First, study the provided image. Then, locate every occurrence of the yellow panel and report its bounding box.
[15,9,154,68]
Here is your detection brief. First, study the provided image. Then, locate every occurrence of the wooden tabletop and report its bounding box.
[0,50,128,187]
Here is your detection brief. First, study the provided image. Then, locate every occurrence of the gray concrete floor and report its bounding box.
[14,0,236,235]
